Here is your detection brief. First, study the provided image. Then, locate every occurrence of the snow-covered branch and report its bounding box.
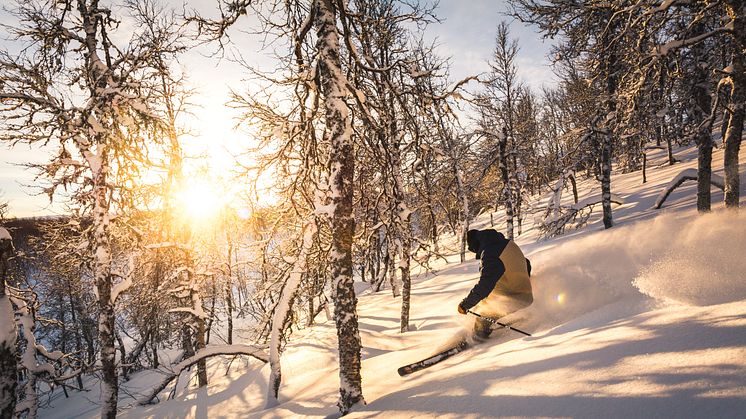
[139,344,268,405]
[654,169,725,209]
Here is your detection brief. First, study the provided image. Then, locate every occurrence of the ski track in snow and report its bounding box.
[36,146,746,418]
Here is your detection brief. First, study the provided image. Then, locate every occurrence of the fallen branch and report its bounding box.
[654,168,725,209]
[139,344,269,405]
[540,193,625,238]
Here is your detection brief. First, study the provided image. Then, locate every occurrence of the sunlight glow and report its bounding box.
[173,181,226,224]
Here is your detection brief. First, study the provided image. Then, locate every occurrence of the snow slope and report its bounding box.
[39,144,746,418]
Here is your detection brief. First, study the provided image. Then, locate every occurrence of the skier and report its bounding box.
[457,228,533,339]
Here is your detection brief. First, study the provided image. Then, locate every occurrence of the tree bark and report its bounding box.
[315,0,364,413]
[690,22,715,213]
[92,167,118,419]
[0,232,17,419]
[601,131,614,228]
[499,126,515,238]
[266,220,315,408]
[225,242,234,345]
[723,5,744,208]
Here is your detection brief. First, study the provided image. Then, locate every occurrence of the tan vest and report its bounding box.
[495,241,532,295]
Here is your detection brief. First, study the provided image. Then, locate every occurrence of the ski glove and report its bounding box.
[457,302,467,315]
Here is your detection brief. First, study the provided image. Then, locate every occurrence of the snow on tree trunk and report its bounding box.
[178,258,208,387]
[600,18,618,230]
[0,229,16,419]
[266,220,316,408]
[194,299,208,387]
[601,131,614,229]
[398,243,411,333]
[546,171,566,221]
[91,163,118,419]
[687,20,717,213]
[315,0,365,413]
[510,153,524,236]
[390,132,412,332]
[723,8,744,208]
[13,293,62,419]
[387,240,400,297]
[398,203,412,333]
[499,126,514,239]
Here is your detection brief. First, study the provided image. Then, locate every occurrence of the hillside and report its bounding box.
[38,144,746,419]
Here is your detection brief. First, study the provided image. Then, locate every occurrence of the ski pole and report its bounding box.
[468,310,532,337]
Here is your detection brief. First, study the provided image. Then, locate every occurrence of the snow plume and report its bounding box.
[633,211,746,306]
[526,210,746,332]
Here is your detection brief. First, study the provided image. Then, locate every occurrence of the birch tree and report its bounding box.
[512,1,630,229]
[475,22,526,238]
[607,0,744,210]
[0,226,16,418]
[195,0,447,411]
[0,1,187,416]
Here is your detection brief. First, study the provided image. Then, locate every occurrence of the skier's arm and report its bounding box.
[460,252,505,311]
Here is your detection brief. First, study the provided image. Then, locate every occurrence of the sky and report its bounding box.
[0,0,555,218]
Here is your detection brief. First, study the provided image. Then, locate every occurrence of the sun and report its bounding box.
[173,180,226,224]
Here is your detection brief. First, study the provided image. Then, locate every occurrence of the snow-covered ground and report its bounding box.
[39,143,746,418]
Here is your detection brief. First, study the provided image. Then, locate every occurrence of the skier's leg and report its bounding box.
[473,318,492,340]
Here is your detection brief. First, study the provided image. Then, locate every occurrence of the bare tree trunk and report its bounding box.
[181,324,194,360]
[194,308,208,387]
[116,332,128,381]
[601,131,614,228]
[723,32,744,208]
[499,126,515,238]
[691,25,715,213]
[398,223,412,333]
[697,133,714,212]
[151,336,159,369]
[24,373,38,419]
[569,173,579,204]
[0,231,17,419]
[666,134,675,165]
[205,280,216,345]
[68,292,85,389]
[721,107,730,141]
[266,220,316,407]
[226,239,235,345]
[92,169,118,419]
[316,0,364,412]
[387,244,400,297]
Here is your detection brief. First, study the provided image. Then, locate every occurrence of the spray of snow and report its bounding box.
[526,210,746,332]
[633,211,746,306]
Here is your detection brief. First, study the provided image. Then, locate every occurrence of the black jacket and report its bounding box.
[460,229,532,311]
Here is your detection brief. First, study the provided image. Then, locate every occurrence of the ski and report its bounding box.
[397,339,470,376]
